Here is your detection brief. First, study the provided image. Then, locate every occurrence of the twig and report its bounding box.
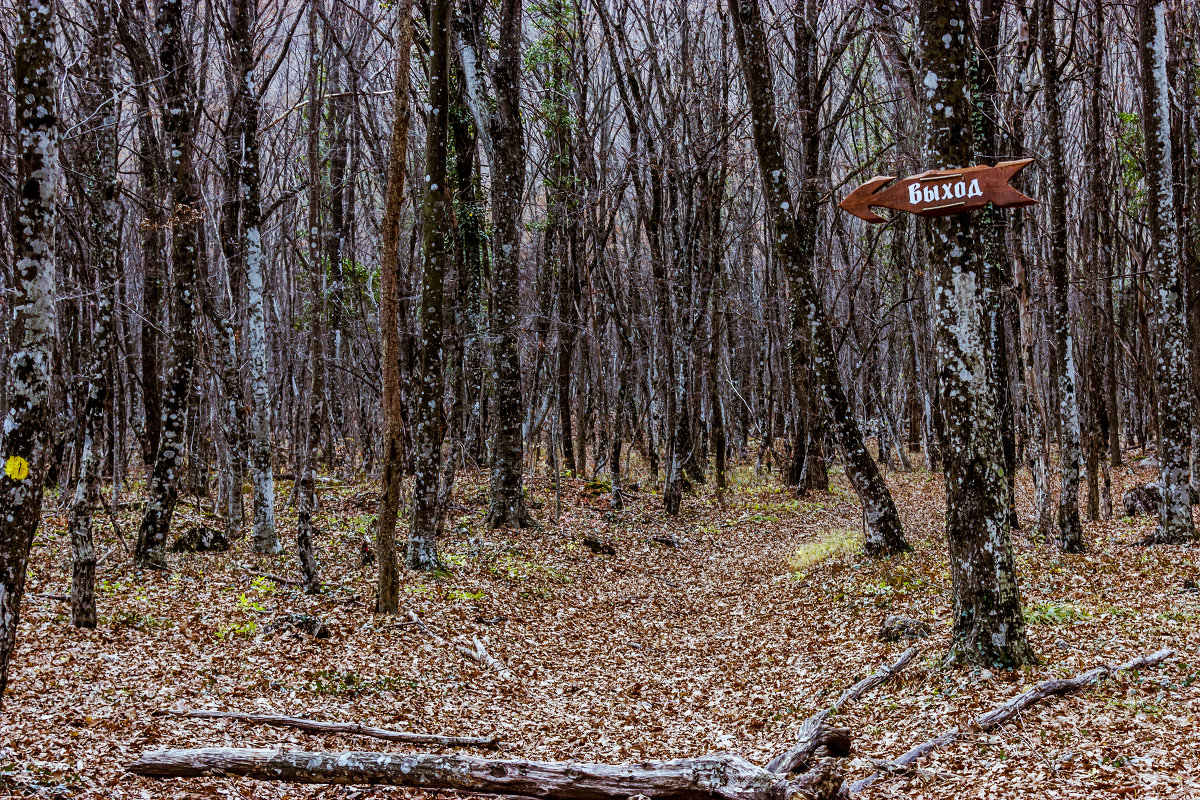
[156,708,499,749]
[767,647,918,774]
[406,610,516,681]
[849,648,1174,792]
[33,592,70,602]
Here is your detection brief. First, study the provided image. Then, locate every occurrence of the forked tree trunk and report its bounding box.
[68,0,119,628]
[0,0,57,704]
[917,0,1033,668]
[1139,0,1197,543]
[729,0,909,557]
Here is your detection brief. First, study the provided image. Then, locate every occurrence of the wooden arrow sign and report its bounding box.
[838,158,1036,223]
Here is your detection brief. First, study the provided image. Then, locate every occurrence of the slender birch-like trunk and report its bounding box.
[222,0,278,553]
[1039,0,1084,551]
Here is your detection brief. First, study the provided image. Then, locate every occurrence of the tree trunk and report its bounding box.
[377,0,415,612]
[487,0,534,529]
[129,749,844,800]
[729,0,909,556]
[68,0,119,628]
[1039,0,1084,551]
[0,0,57,704]
[408,0,453,570]
[135,0,201,563]
[296,0,325,593]
[1139,0,1197,543]
[918,0,1033,667]
[223,0,278,554]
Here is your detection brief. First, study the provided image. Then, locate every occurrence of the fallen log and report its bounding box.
[766,647,918,775]
[155,709,499,749]
[406,609,516,681]
[128,748,846,800]
[849,648,1173,792]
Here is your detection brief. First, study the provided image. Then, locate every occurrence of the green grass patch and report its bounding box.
[788,527,860,578]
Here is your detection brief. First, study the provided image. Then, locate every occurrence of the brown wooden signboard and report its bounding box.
[838,158,1036,223]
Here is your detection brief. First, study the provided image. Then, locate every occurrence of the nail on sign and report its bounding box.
[838,158,1036,223]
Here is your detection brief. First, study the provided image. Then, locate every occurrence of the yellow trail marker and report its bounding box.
[5,455,30,481]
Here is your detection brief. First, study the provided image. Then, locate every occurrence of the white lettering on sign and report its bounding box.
[905,178,985,207]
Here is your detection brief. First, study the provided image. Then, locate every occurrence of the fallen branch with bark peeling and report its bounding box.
[128,749,846,800]
[849,648,1174,792]
[154,708,500,749]
[406,609,516,681]
[766,647,918,774]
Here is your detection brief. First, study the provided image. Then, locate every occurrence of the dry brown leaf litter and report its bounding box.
[2,458,1197,799]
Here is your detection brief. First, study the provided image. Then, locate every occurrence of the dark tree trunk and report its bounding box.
[729,0,909,556]
[68,0,119,628]
[918,0,1033,667]
[135,0,202,563]
[487,0,534,529]
[0,0,58,704]
[1139,0,1197,543]
[408,0,454,570]
[377,0,415,612]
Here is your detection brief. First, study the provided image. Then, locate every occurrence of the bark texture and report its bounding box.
[0,0,58,703]
[486,0,533,530]
[917,0,1033,668]
[408,0,454,570]
[135,0,202,562]
[377,0,415,613]
[128,749,845,800]
[1139,0,1197,543]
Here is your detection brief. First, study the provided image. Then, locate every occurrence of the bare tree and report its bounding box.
[1139,0,1197,543]
[917,0,1034,666]
[0,0,58,703]
[67,0,120,628]
[377,0,415,612]
[134,0,202,563]
[729,0,910,557]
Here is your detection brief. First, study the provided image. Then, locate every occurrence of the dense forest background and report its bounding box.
[0,0,1198,796]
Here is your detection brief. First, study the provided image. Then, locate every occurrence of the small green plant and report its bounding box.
[216,620,259,639]
[1025,602,1091,626]
[446,588,486,602]
[236,593,266,613]
[788,527,861,577]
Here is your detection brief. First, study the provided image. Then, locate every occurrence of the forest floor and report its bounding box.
[2,452,1199,799]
